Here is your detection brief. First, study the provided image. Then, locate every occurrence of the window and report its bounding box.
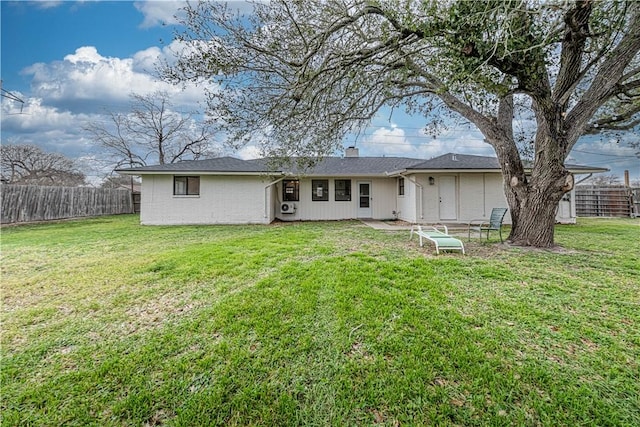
[398,177,405,196]
[283,179,299,201]
[312,179,329,201]
[174,176,200,195]
[335,179,351,201]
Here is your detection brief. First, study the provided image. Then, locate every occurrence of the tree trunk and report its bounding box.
[499,150,573,248]
[506,184,561,247]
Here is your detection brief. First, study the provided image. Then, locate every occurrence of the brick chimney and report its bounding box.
[345,146,359,157]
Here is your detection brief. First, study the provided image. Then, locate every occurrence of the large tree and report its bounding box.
[164,0,640,247]
[84,91,217,169]
[0,143,86,186]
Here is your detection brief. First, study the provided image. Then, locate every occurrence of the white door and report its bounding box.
[357,181,372,218]
[439,176,457,220]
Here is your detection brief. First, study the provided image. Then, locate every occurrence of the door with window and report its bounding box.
[439,176,457,220]
[357,181,372,218]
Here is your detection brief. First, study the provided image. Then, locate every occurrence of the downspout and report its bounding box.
[401,173,424,221]
[264,176,285,220]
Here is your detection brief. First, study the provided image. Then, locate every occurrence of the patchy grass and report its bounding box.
[2,215,639,426]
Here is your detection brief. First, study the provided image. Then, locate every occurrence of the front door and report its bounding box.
[439,176,457,220]
[357,181,372,218]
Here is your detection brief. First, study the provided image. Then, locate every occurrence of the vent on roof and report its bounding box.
[452,154,458,161]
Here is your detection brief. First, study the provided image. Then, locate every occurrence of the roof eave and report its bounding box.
[299,173,391,178]
[404,167,608,174]
[565,167,609,174]
[406,168,500,173]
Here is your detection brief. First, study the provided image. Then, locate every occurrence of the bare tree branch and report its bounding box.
[1,144,86,186]
[84,91,218,169]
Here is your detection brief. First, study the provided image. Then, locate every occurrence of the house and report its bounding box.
[116,148,607,226]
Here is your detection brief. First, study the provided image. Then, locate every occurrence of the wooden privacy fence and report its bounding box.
[1,185,133,224]
[575,186,639,218]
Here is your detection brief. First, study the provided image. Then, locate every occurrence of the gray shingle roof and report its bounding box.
[117,153,606,175]
[276,157,424,175]
[116,157,273,174]
[407,153,499,170]
[117,156,424,175]
[407,153,607,173]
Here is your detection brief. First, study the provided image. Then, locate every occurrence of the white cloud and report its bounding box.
[351,119,494,160]
[235,144,262,160]
[357,126,416,157]
[133,1,261,29]
[20,45,210,114]
[33,0,64,9]
[24,46,162,108]
[1,96,98,156]
[2,42,220,177]
[134,1,186,28]
[132,46,164,73]
[2,96,89,132]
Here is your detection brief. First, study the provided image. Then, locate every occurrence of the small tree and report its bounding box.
[164,0,639,247]
[0,144,86,186]
[584,174,622,186]
[84,91,218,169]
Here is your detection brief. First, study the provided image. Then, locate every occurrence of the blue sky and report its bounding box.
[1,0,638,183]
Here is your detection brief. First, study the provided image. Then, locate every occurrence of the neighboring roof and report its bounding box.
[117,153,607,176]
[116,183,142,192]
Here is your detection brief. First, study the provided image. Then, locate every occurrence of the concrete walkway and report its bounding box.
[360,219,413,230]
[361,219,470,238]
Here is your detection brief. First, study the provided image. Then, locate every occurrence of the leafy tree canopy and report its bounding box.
[164,0,639,246]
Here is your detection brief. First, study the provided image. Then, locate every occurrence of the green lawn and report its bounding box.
[2,215,639,426]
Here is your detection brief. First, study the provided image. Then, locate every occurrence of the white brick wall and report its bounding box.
[137,172,576,226]
[140,175,274,225]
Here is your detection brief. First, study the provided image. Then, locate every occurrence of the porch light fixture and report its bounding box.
[428,176,435,185]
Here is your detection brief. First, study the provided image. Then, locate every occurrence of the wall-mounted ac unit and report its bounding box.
[280,202,296,214]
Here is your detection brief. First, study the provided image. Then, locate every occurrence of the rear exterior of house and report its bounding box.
[393,154,588,224]
[395,172,510,224]
[117,151,605,226]
[138,174,276,225]
[274,177,399,221]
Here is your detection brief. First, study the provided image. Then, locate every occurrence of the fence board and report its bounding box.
[1,185,133,224]
[575,186,638,217]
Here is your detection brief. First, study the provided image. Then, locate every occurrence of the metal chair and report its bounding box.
[467,208,508,242]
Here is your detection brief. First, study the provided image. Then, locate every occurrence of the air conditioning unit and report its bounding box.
[280,202,296,214]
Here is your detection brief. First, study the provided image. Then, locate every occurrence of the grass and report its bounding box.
[1,215,639,426]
